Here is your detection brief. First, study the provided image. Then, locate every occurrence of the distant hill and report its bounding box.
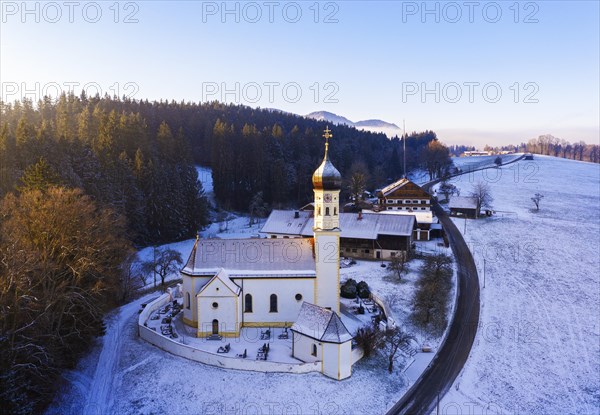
[305,111,403,138]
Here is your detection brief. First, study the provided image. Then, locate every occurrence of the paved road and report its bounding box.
[386,198,480,415]
[386,155,526,415]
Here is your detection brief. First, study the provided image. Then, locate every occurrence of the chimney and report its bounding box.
[294,211,300,219]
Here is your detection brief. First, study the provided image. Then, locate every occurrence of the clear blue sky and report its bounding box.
[1,1,598,147]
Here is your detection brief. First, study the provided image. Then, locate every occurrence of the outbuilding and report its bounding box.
[449,196,479,219]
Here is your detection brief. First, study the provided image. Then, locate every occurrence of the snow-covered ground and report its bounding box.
[451,153,523,172]
[438,156,600,414]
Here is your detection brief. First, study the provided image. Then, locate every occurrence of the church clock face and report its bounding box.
[324,193,332,203]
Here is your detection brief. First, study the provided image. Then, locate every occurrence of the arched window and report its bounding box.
[270,294,278,313]
[334,207,337,216]
[311,344,317,356]
[245,293,253,313]
[317,206,321,216]
[325,207,330,216]
[186,292,191,309]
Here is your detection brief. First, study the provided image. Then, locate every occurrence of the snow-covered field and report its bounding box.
[439,156,600,414]
[451,153,523,172]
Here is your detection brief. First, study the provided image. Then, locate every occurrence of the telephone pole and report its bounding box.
[403,119,407,178]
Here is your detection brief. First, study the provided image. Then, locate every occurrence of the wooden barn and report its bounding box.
[449,196,479,218]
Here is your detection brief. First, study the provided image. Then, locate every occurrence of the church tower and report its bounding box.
[312,127,341,314]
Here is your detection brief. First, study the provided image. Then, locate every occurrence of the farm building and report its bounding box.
[449,196,479,218]
[372,178,440,241]
[261,210,415,260]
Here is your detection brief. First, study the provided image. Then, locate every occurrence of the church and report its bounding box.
[179,128,354,380]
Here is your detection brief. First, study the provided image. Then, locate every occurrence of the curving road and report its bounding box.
[386,197,480,415]
[386,155,526,415]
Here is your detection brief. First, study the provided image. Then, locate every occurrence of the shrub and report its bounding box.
[340,279,358,299]
[357,281,371,298]
[354,325,381,358]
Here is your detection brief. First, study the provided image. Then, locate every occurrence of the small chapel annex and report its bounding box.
[179,128,354,380]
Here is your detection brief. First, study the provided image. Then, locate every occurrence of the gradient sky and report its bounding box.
[1,1,599,147]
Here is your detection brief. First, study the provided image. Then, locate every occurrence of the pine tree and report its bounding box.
[17,158,62,192]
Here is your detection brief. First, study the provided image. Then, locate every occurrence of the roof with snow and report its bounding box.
[449,196,479,210]
[291,302,352,344]
[377,178,431,199]
[378,178,411,197]
[181,238,316,277]
[196,269,241,296]
[363,209,438,224]
[261,210,415,240]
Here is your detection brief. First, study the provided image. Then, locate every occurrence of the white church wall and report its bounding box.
[240,278,314,326]
[338,341,353,379]
[322,341,352,380]
[139,293,321,374]
[181,274,211,326]
[314,232,340,313]
[198,296,238,336]
[292,333,321,364]
[322,344,338,379]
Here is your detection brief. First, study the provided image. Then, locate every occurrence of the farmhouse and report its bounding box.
[261,210,415,260]
[179,128,354,380]
[373,178,440,241]
[449,196,479,218]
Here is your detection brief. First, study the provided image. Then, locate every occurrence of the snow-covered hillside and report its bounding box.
[438,156,600,414]
[451,154,524,172]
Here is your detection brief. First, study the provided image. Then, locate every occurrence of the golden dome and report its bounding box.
[312,128,341,190]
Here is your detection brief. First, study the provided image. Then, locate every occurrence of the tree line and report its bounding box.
[490,134,600,163]
[0,94,209,246]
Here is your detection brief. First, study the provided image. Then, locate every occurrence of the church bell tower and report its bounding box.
[312,127,341,313]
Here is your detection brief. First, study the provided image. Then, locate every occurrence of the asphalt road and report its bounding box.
[385,199,480,415]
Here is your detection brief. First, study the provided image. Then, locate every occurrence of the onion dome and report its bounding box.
[312,127,342,190]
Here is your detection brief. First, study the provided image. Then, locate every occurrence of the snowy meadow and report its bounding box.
[439,156,600,414]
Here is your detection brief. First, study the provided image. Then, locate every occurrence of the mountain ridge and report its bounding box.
[305,111,403,138]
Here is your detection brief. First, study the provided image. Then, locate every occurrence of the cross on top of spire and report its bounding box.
[323,126,333,151]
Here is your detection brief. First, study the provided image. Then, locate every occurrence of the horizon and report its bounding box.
[2,1,599,147]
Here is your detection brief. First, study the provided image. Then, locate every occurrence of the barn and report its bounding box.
[448,196,479,219]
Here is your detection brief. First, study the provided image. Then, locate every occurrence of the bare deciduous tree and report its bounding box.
[412,253,454,335]
[378,327,415,373]
[354,325,381,358]
[143,248,183,287]
[0,187,131,413]
[438,180,458,202]
[470,181,494,213]
[346,161,370,203]
[389,253,409,280]
[531,193,544,211]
